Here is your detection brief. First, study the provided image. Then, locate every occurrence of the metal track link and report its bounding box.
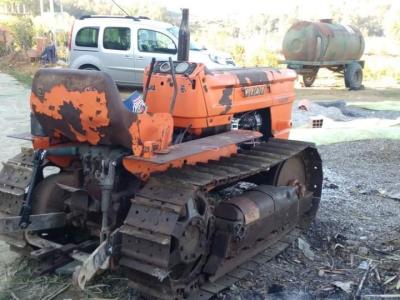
[120,139,321,299]
[195,229,300,299]
[0,148,34,204]
[0,149,35,247]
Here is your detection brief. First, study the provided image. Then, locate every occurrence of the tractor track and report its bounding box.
[0,139,322,299]
[119,138,322,299]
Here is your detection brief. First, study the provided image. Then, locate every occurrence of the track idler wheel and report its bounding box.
[175,217,207,264]
[168,197,212,292]
[270,152,322,229]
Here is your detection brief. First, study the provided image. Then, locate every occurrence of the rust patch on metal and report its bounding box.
[229,69,270,86]
[30,69,173,157]
[230,197,260,224]
[31,84,110,145]
[219,86,233,114]
[32,69,110,101]
[291,20,311,30]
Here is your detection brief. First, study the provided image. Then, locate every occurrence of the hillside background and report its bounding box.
[0,0,399,83]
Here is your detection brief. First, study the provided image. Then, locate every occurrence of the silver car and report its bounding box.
[68,15,235,87]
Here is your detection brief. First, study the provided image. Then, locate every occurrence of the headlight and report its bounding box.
[226,58,236,66]
[209,53,227,65]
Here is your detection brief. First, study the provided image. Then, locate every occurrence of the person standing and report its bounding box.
[48,31,57,64]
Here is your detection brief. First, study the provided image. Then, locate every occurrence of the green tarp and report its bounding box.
[347,101,400,111]
[290,117,400,145]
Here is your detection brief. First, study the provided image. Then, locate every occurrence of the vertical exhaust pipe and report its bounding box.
[177,8,190,61]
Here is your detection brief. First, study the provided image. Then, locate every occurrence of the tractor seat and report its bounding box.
[30,68,137,149]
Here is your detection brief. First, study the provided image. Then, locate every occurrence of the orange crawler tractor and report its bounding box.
[0,9,322,299]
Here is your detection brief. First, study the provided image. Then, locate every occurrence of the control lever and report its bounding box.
[142,57,156,103]
[169,57,178,114]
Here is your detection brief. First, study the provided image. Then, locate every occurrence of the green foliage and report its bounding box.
[0,0,40,15]
[231,44,245,66]
[385,9,400,42]
[363,64,400,82]
[391,21,400,41]
[350,15,384,36]
[247,50,279,68]
[9,17,34,50]
[3,65,33,85]
[0,43,7,56]
[329,1,391,37]
[62,0,110,18]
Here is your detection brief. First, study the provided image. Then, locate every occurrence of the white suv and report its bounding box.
[68,15,235,87]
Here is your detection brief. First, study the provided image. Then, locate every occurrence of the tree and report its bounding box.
[0,0,40,15]
[61,0,111,18]
[9,16,34,50]
[384,3,400,42]
[391,20,400,42]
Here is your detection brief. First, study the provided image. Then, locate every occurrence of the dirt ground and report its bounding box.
[223,139,400,299]
[1,139,399,300]
[294,69,400,102]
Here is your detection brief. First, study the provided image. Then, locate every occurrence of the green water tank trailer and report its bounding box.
[281,19,365,89]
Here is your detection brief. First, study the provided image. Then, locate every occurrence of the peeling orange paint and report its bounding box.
[31,85,110,145]
[128,113,173,156]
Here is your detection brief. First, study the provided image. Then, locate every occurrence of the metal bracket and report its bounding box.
[98,159,117,243]
[0,212,66,233]
[19,149,47,228]
[18,146,78,229]
[73,228,120,290]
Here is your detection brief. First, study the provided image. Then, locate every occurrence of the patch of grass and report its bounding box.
[0,64,33,86]
[347,100,400,111]
[362,54,400,83]
[0,61,35,87]
[363,65,400,82]
[0,256,134,300]
[0,52,39,87]
[0,257,68,300]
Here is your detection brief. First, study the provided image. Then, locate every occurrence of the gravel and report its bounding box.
[292,100,400,128]
[318,101,400,120]
[6,139,399,299]
[221,139,400,299]
[292,101,351,127]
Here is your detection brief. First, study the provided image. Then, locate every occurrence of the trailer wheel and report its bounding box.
[302,71,317,87]
[345,63,363,90]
